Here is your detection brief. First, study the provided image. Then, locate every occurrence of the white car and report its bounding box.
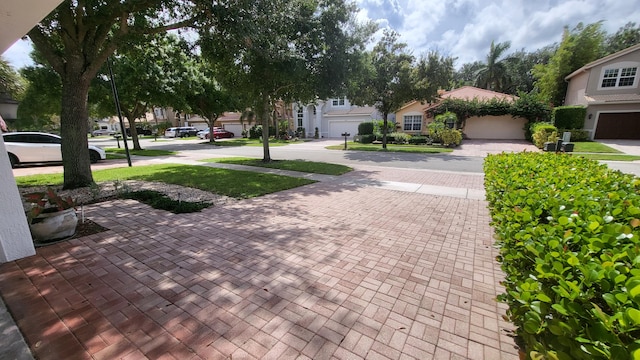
[91,129,115,136]
[2,132,106,168]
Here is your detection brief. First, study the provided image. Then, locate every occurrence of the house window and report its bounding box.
[403,115,422,131]
[331,98,346,106]
[297,108,303,127]
[601,66,637,88]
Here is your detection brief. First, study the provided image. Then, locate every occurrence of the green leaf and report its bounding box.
[567,256,580,266]
[552,303,569,316]
[627,308,640,325]
[588,221,600,231]
[537,293,552,303]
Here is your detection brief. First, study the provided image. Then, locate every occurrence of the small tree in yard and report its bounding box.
[349,29,435,149]
[186,62,237,143]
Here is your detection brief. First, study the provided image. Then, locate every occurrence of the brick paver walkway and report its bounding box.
[0,167,518,359]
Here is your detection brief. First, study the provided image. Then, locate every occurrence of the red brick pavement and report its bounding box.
[0,168,518,359]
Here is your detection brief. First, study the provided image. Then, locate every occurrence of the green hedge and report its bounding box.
[553,106,586,129]
[358,122,374,135]
[484,152,640,360]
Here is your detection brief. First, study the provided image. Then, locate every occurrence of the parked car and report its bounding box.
[125,127,152,136]
[197,128,235,139]
[91,129,116,136]
[2,132,106,168]
[164,126,198,138]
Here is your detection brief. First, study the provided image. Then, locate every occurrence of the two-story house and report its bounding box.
[294,98,382,138]
[564,44,640,139]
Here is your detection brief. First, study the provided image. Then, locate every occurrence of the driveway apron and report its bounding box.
[0,166,518,359]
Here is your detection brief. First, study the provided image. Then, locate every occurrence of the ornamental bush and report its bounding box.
[531,122,558,148]
[484,152,640,360]
[358,122,374,135]
[557,128,590,142]
[408,136,430,145]
[440,128,462,147]
[390,132,410,144]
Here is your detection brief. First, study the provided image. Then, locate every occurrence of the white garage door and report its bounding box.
[328,121,360,138]
[222,124,243,137]
[463,116,526,140]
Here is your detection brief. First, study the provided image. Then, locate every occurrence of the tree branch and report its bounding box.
[27,26,65,75]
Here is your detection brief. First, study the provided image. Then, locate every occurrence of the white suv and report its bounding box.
[2,132,106,168]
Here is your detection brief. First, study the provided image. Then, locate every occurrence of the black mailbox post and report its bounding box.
[341,132,350,150]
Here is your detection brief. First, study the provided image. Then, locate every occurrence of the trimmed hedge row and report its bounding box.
[484,152,640,360]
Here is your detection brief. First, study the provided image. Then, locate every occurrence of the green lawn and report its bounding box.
[200,138,294,147]
[326,142,453,153]
[573,154,640,161]
[15,164,315,199]
[104,148,177,156]
[571,142,621,153]
[203,157,352,175]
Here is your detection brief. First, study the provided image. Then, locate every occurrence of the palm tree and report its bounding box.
[475,40,512,92]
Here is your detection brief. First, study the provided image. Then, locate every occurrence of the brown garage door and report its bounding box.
[595,112,640,139]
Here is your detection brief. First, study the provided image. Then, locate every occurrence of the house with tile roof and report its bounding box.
[395,86,528,139]
[564,43,640,139]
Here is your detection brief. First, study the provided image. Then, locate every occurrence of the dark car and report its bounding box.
[125,127,152,136]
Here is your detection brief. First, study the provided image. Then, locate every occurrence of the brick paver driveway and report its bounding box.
[0,166,518,359]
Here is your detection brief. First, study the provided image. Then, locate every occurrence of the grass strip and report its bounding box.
[15,164,315,199]
[202,157,352,175]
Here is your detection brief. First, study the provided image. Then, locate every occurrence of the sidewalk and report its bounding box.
[0,164,518,359]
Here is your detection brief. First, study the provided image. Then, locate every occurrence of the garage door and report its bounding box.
[328,121,360,138]
[595,112,640,139]
[463,116,527,140]
[223,124,243,137]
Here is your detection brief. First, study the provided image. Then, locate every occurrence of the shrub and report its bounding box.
[440,128,462,147]
[531,122,558,148]
[358,122,374,135]
[553,106,586,129]
[297,127,306,138]
[557,128,590,142]
[408,136,430,145]
[359,134,375,144]
[484,152,640,360]
[123,190,211,213]
[249,125,262,139]
[390,132,410,144]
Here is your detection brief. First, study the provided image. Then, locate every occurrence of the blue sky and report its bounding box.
[3,0,640,70]
[355,0,640,67]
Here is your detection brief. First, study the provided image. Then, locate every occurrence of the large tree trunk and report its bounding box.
[261,93,271,162]
[60,76,94,189]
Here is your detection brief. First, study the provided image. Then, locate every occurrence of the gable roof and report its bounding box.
[565,43,640,81]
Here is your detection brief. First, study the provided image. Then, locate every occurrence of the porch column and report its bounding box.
[0,130,35,262]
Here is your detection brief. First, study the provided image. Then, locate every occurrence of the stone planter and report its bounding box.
[29,208,78,243]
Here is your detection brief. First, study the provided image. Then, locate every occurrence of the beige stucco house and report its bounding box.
[564,44,640,139]
[396,86,527,140]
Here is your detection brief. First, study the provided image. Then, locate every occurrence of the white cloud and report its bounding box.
[356,0,640,68]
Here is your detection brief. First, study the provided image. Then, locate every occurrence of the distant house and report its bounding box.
[396,86,527,140]
[295,98,382,138]
[564,43,640,139]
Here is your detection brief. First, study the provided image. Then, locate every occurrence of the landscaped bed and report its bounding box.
[484,152,640,359]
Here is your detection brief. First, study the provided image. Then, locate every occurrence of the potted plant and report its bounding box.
[24,187,78,242]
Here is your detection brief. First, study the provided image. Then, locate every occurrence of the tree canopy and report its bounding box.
[28,0,209,189]
[200,0,374,161]
[474,40,512,92]
[532,22,606,106]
